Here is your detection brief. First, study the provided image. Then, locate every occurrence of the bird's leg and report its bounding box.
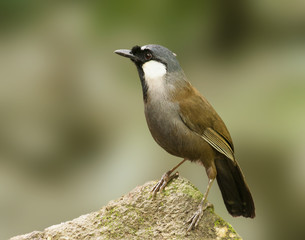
[187,178,214,231]
[151,158,187,196]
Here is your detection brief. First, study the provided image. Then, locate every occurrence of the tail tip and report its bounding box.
[228,202,255,218]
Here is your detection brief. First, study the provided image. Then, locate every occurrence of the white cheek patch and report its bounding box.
[142,60,167,93]
[143,60,166,79]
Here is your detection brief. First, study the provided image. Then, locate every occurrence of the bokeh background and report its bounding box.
[1,1,305,239]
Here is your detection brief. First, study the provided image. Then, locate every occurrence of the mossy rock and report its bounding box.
[11,177,241,240]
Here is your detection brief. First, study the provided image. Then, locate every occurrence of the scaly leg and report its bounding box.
[151,158,187,196]
[187,178,214,231]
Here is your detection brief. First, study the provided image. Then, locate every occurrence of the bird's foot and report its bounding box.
[187,202,213,231]
[151,170,179,196]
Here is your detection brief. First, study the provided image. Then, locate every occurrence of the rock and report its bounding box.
[10,177,241,240]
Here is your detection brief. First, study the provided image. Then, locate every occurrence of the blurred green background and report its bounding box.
[1,1,305,239]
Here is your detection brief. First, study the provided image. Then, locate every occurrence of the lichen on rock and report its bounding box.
[10,177,242,240]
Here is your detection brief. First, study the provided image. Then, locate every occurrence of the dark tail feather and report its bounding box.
[215,157,255,218]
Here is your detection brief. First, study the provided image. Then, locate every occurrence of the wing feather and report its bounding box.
[176,84,235,162]
[201,128,235,161]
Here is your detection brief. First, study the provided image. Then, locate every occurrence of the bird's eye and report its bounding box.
[144,52,152,60]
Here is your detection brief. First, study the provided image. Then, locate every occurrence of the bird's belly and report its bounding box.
[144,102,211,161]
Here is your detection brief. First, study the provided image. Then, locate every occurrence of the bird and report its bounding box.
[114,44,255,231]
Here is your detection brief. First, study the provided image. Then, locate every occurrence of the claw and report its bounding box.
[186,202,213,231]
[151,171,179,196]
[187,204,204,231]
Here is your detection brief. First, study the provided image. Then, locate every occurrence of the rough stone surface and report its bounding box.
[10,177,242,240]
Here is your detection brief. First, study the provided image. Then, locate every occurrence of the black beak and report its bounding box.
[114,49,138,61]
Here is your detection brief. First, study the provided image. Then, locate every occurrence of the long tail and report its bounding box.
[215,157,255,218]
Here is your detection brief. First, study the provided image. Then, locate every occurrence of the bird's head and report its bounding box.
[115,44,186,102]
[115,44,181,74]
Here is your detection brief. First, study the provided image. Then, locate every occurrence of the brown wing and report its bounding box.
[174,83,235,162]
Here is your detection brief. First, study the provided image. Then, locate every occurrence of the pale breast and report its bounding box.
[144,100,212,161]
